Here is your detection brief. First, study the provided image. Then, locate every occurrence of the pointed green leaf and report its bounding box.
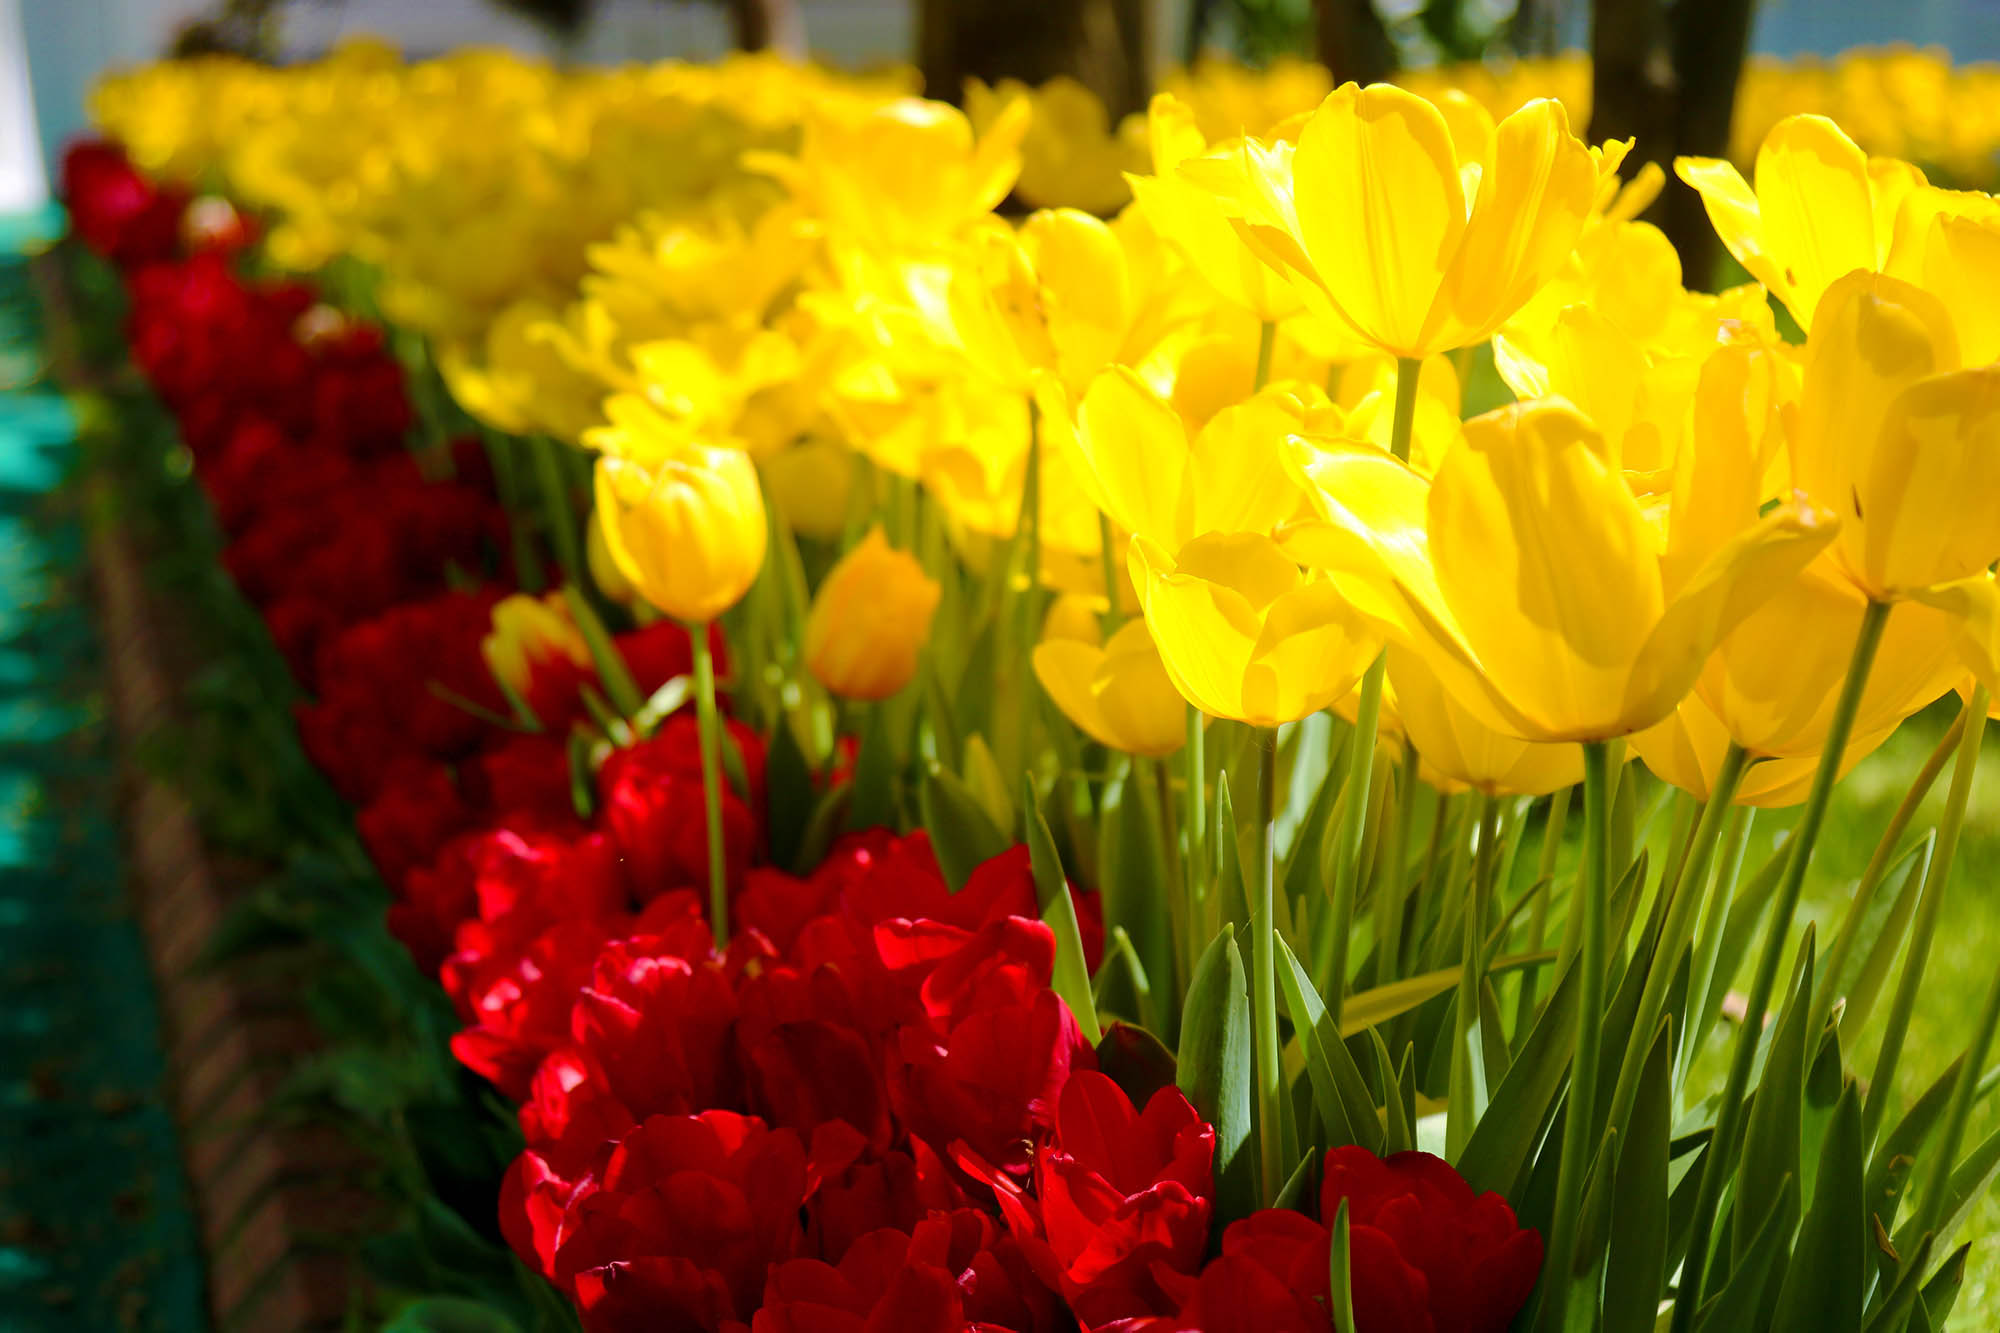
[1329,1197,1357,1333]
[1733,926,1816,1269]
[1370,1028,1414,1155]
[1695,1177,1799,1333]
[1604,1020,1673,1333]
[1771,1083,1865,1333]
[1276,934,1381,1153]
[1025,777,1101,1044]
[920,766,1009,891]
[1457,959,1580,1198]
[1864,1054,1963,1243]
[1179,927,1256,1223]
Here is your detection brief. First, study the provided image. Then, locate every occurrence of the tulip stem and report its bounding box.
[1514,783,1570,1034]
[1322,653,1385,1018]
[1185,706,1206,918]
[1604,741,1749,1142]
[1540,738,1613,1331]
[1389,357,1421,463]
[529,434,584,585]
[1673,597,1890,1328]
[688,617,731,947]
[1253,319,1276,390]
[1097,513,1122,635]
[1905,686,1993,1249]
[1865,686,1989,1151]
[1251,730,1285,1206]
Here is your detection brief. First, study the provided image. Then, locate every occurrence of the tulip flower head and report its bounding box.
[805,526,942,701]
[593,441,768,624]
[1034,615,1188,757]
[480,591,592,702]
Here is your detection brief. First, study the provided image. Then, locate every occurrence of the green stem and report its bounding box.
[1907,688,1994,1244]
[1450,793,1501,1158]
[1679,804,1755,1094]
[529,435,584,584]
[1374,739,1420,985]
[1324,655,1386,1016]
[563,585,645,718]
[1539,739,1614,1330]
[1673,598,1892,1328]
[689,619,731,947]
[1604,742,1750,1139]
[1251,732,1285,1206]
[1865,688,1989,1150]
[1388,357,1421,463]
[1515,783,1572,1032]
[1185,706,1207,920]
[1816,707,1965,1047]
[1253,319,1277,390]
[1098,512,1123,636]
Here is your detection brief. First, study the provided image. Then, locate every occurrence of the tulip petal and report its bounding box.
[1291,82,1466,356]
[1072,366,1192,546]
[1864,366,2000,595]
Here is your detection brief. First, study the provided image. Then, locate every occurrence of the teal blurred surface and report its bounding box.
[0,226,206,1332]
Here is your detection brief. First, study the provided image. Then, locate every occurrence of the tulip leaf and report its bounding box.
[1771,1081,1865,1333]
[1837,834,1933,1037]
[1103,770,1175,1041]
[1888,1117,2000,1294]
[1732,926,1815,1270]
[919,766,1008,892]
[962,734,1014,836]
[1328,1197,1357,1333]
[1603,1019,1672,1333]
[763,712,813,871]
[1917,1242,1970,1330]
[1863,1054,1964,1243]
[842,706,898,832]
[1025,777,1101,1045]
[1096,1021,1177,1110]
[1691,834,1789,1061]
[383,1298,523,1333]
[1369,1027,1415,1156]
[1273,1145,1318,1214]
[1695,1174,1798,1333]
[1571,1128,1617,1323]
[1275,934,1381,1154]
[1179,926,1256,1225]
[1456,957,1579,1198]
[1800,1024,1846,1216]
[921,660,962,773]
[1862,1232,1936,1333]
[1337,951,1555,1038]
[1214,773,1249,934]
[790,781,848,876]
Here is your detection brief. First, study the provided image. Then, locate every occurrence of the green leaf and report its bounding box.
[1826,835,1931,1036]
[1733,925,1816,1270]
[1918,1242,1970,1330]
[1456,958,1580,1198]
[1771,1082,1865,1333]
[1179,927,1256,1224]
[920,767,1009,891]
[1097,1021,1177,1110]
[843,706,898,832]
[1025,777,1101,1044]
[1695,1176,1799,1333]
[1102,770,1174,1042]
[1215,773,1248,933]
[1329,1197,1357,1333]
[1339,952,1554,1037]
[1370,1027,1416,1156]
[383,1297,524,1333]
[1861,1232,1935,1333]
[763,711,813,871]
[1273,1145,1318,1212]
[1603,1019,1673,1333]
[1864,1053,1963,1245]
[1888,1118,2000,1288]
[1275,934,1381,1153]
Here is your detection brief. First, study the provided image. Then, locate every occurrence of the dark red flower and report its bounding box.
[357,758,471,888]
[598,716,767,904]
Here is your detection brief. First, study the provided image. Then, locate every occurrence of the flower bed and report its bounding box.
[60,41,2000,1333]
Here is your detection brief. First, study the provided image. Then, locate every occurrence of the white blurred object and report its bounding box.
[0,0,45,213]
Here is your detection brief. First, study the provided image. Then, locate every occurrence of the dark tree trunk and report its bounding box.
[920,0,1154,122]
[1312,0,1396,86]
[729,0,805,56]
[1589,0,1756,289]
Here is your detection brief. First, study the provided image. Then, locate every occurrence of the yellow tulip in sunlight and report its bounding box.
[1388,646,1581,796]
[1034,616,1188,757]
[1793,271,2000,601]
[804,527,941,701]
[593,443,768,624]
[1231,83,1606,358]
[480,591,592,699]
[1677,113,1920,329]
[1050,367,1307,550]
[586,509,637,607]
[1291,400,1836,742]
[1629,693,1882,809]
[1130,530,1378,727]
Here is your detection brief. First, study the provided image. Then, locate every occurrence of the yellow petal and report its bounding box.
[1860,365,2000,596]
[1071,366,1191,545]
[1434,98,1598,351]
[1291,82,1465,356]
[1913,574,2000,699]
[1431,401,1664,739]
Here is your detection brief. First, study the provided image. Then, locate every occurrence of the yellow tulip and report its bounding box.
[804,526,941,701]
[1914,573,2000,699]
[1793,271,2000,600]
[1676,114,1922,329]
[1049,367,1308,550]
[1034,617,1188,757]
[1388,645,1581,796]
[586,509,637,606]
[1885,185,2000,364]
[1129,530,1378,727]
[593,442,768,624]
[1630,693,1890,809]
[1289,400,1836,742]
[1231,83,1605,358]
[480,591,592,699]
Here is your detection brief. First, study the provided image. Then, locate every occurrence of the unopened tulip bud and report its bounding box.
[804,526,941,700]
[481,591,591,701]
[594,443,767,624]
